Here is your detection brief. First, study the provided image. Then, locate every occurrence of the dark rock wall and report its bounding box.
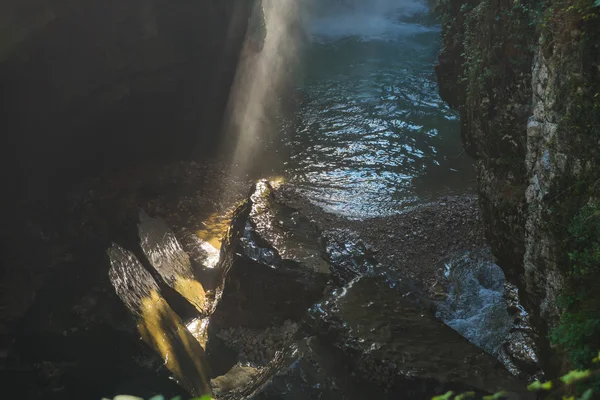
[436,0,600,374]
[436,0,536,358]
[1,0,258,202]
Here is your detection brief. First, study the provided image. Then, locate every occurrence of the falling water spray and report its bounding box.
[222,0,306,179]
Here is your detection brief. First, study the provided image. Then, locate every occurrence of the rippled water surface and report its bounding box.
[280,0,476,217]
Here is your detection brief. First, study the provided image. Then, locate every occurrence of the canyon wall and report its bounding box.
[436,0,600,374]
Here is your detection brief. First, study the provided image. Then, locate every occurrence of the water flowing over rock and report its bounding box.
[435,250,539,378]
[437,251,512,355]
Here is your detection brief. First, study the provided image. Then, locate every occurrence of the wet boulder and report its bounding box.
[209,180,330,331]
[305,276,533,399]
[209,276,533,399]
[138,211,208,314]
[205,183,532,399]
[321,229,380,285]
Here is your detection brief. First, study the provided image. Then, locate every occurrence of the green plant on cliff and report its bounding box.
[437,0,600,389]
[566,201,600,279]
[432,351,600,399]
[540,0,600,376]
[551,201,600,371]
[525,359,599,399]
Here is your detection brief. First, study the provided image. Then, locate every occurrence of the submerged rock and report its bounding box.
[210,276,532,399]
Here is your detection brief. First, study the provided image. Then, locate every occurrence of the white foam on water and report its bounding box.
[436,253,512,356]
[305,0,433,42]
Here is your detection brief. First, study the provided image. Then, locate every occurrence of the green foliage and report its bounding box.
[435,353,599,400]
[550,201,600,370]
[567,201,600,278]
[482,391,507,400]
[560,370,592,385]
[528,380,553,391]
[550,294,600,373]
[579,388,594,400]
[432,391,454,400]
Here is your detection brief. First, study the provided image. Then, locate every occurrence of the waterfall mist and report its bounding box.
[221,0,305,179]
[220,0,433,180]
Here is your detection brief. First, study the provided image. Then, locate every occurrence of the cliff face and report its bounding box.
[0,0,261,202]
[437,0,600,373]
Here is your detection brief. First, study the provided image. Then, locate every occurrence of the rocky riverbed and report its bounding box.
[1,161,537,399]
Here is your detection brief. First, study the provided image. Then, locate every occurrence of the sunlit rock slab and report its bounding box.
[108,244,211,397]
[138,211,208,314]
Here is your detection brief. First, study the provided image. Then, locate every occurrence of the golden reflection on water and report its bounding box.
[174,276,207,314]
[137,290,212,397]
[195,207,238,250]
[196,201,243,251]
[186,317,210,348]
[267,175,285,189]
